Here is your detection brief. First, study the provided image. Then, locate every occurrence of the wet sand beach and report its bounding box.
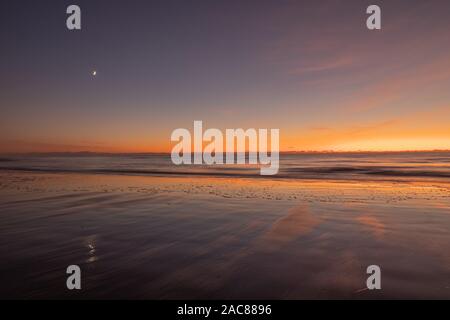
[1,157,450,299]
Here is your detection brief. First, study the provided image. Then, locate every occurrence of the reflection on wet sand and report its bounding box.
[259,206,321,250]
[356,215,385,239]
[0,170,450,299]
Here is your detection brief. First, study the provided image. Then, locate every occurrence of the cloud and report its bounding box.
[343,56,450,112]
[0,139,115,153]
[290,55,355,74]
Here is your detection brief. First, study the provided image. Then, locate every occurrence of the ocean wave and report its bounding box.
[1,165,450,180]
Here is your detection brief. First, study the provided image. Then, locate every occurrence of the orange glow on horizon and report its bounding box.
[2,109,450,154]
[1,136,450,154]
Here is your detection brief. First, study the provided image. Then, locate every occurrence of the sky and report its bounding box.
[1,0,450,153]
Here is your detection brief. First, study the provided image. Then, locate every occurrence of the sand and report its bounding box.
[0,170,450,299]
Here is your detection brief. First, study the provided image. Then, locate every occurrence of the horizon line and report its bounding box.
[1,149,450,156]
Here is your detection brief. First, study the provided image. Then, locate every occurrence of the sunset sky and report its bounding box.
[1,0,450,153]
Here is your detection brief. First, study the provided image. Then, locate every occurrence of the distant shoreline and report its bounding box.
[1,150,450,157]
